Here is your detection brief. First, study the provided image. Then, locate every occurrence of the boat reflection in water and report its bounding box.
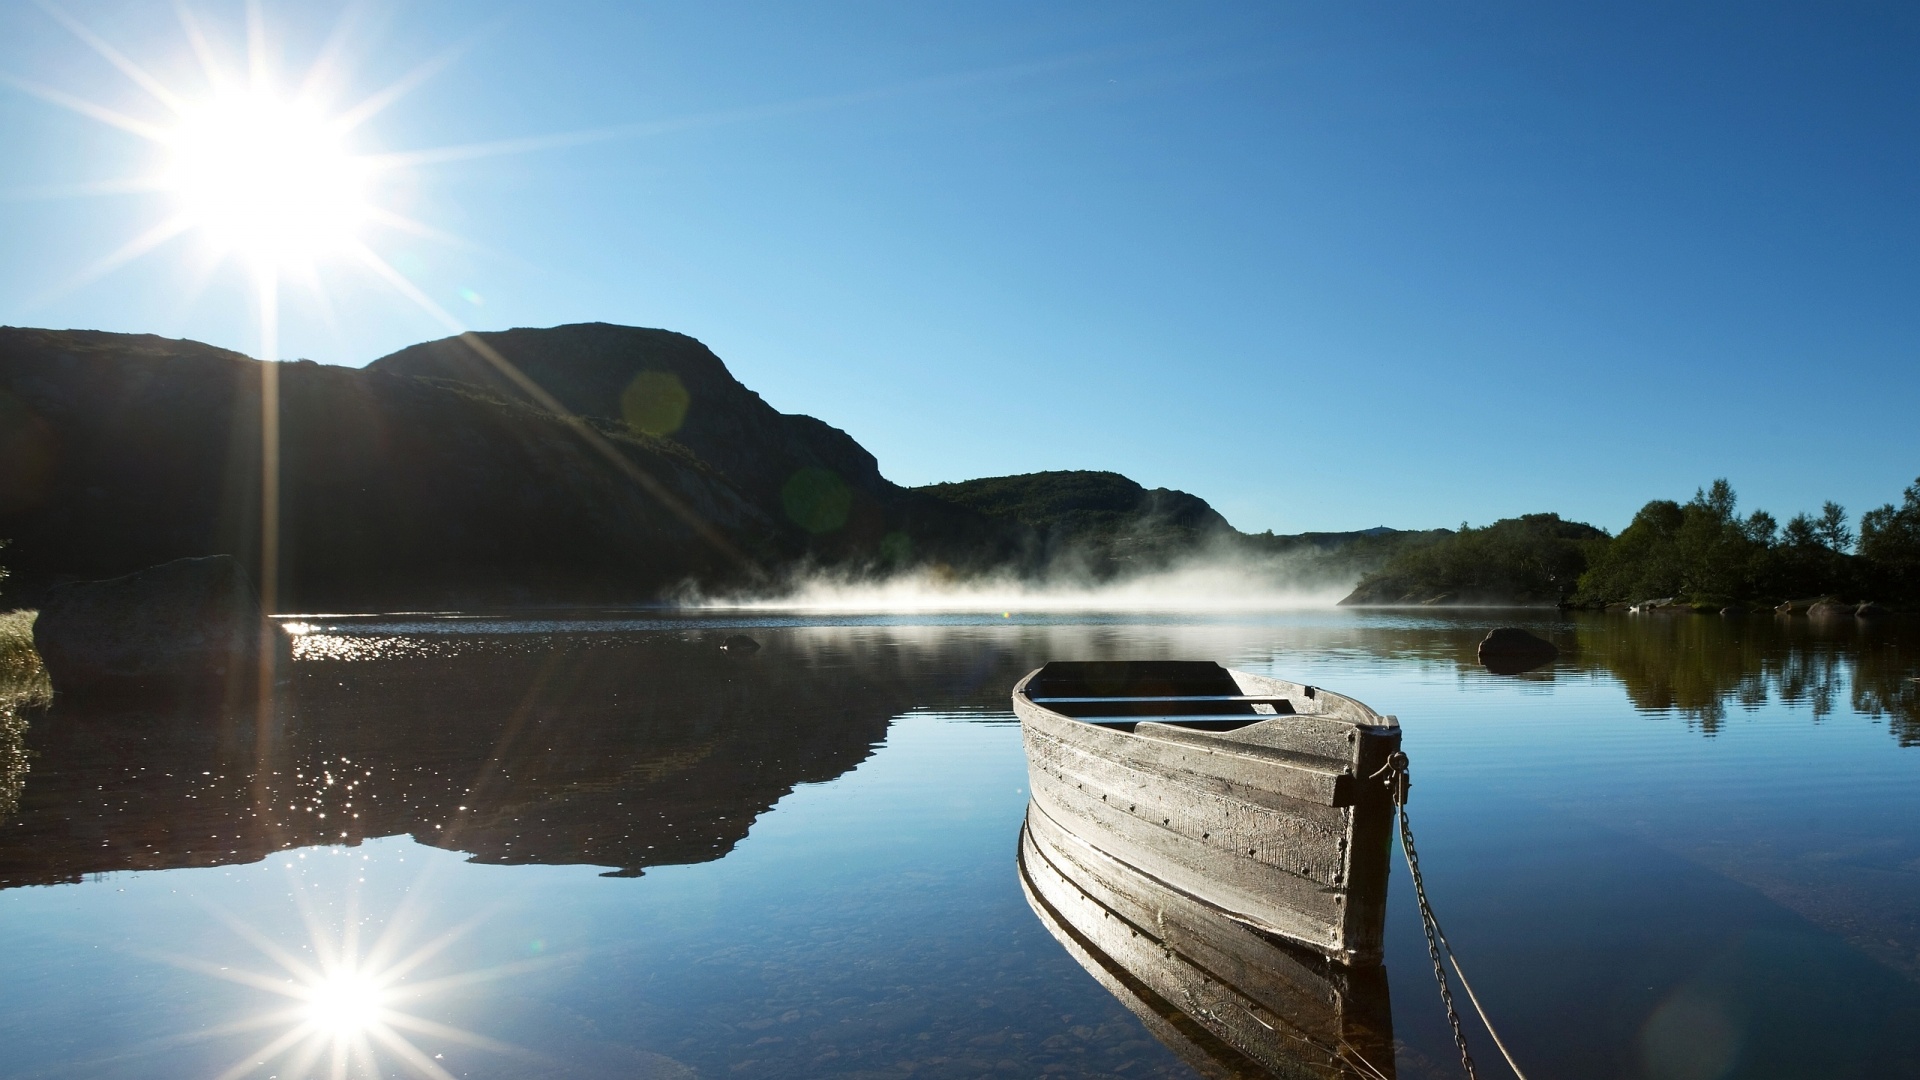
[1020,803,1395,1079]
[1013,661,1398,1079]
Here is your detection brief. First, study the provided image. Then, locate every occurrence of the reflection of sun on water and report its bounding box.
[302,969,389,1036]
[155,852,543,1080]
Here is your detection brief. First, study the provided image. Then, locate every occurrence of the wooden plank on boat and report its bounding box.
[1014,661,1400,963]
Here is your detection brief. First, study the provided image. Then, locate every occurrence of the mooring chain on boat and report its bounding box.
[1369,751,1532,1080]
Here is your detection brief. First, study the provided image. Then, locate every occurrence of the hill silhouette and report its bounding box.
[916,470,1233,575]
[0,323,1436,609]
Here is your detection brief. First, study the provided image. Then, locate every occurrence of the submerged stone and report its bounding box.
[1477,627,1559,675]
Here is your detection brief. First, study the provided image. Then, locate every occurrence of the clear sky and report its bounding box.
[2,2,1916,536]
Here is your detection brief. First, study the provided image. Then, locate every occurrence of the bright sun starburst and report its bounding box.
[150,858,548,1080]
[302,969,390,1035]
[163,90,373,265]
[5,1,465,335]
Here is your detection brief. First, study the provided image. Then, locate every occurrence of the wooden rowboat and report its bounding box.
[1019,806,1396,1079]
[1013,661,1401,965]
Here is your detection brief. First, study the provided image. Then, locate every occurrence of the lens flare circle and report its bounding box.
[163,92,370,265]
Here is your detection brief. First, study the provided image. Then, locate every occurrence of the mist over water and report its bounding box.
[691,551,1358,612]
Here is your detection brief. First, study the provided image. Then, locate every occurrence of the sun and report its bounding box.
[302,969,390,1035]
[163,91,372,266]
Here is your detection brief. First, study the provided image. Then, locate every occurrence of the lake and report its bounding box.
[1,610,1916,1079]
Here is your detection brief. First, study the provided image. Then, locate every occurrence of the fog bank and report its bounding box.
[691,552,1358,613]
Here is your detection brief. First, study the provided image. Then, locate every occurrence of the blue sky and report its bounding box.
[2,2,1915,535]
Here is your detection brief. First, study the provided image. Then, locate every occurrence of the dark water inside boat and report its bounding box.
[0,610,1916,1079]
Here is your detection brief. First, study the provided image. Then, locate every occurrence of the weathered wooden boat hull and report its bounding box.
[1014,664,1400,963]
[1019,805,1396,1080]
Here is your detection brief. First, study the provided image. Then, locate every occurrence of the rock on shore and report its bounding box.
[32,555,272,697]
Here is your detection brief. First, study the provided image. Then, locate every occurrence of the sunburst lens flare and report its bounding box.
[303,970,389,1035]
[163,92,372,266]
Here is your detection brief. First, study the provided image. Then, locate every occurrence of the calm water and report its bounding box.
[1,611,1916,1079]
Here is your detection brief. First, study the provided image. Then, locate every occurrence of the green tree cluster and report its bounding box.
[1860,478,1920,602]
[1573,477,1920,607]
[1340,514,1609,605]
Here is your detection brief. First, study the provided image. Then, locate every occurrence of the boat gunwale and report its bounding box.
[1012,665,1400,735]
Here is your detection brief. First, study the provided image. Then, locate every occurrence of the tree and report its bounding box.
[1814,502,1854,553]
[1860,477,1920,602]
[1783,513,1820,548]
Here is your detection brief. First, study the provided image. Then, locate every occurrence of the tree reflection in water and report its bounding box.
[1561,614,1918,741]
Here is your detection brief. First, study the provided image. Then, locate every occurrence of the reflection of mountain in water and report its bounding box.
[0,630,906,887]
[1019,802,1395,1080]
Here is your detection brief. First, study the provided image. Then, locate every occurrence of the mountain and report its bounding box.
[0,322,1439,609]
[0,324,1013,610]
[915,470,1234,575]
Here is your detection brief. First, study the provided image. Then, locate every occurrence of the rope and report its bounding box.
[1369,752,1532,1080]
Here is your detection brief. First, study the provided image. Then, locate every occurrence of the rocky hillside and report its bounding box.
[0,325,1013,609]
[916,470,1234,575]
[0,322,1447,610]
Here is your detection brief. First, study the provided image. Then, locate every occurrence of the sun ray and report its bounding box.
[383,954,562,1006]
[145,948,317,999]
[21,213,192,312]
[173,2,231,94]
[0,73,170,141]
[365,1023,464,1080]
[209,1020,319,1080]
[280,1027,332,1080]
[245,0,272,92]
[365,903,497,984]
[364,48,1114,172]
[349,243,753,566]
[201,898,329,986]
[0,175,168,201]
[295,0,373,103]
[40,1002,310,1077]
[376,1011,525,1056]
[332,38,469,134]
[31,0,187,114]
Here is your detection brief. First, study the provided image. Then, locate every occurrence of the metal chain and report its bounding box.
[1370,751,1532,1080]
[1373,751,1479,1079]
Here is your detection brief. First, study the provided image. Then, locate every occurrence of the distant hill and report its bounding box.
[0,322,1448,609]
[1339,513,1610,606]
[0,324,1018,609]
[915,470,1233,575]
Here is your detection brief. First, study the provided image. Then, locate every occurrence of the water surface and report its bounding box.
[1,611,1916,1079]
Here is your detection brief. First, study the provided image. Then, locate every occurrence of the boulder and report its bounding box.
[1720,604,1748,617]
[32,555,273,697]
[1807,600,1854,620]
[1477,627,1559,675]
[1855,602,1891,620]
[719,634,761,653]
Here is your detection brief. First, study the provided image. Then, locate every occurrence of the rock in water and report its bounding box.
[1477,627,1559,675]
[32,555,271,697]
[720,634,761,653]
[1855,601,1891,620]
[1807,600,1854,620]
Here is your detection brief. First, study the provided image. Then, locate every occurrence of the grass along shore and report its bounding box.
[0,610,47,824]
